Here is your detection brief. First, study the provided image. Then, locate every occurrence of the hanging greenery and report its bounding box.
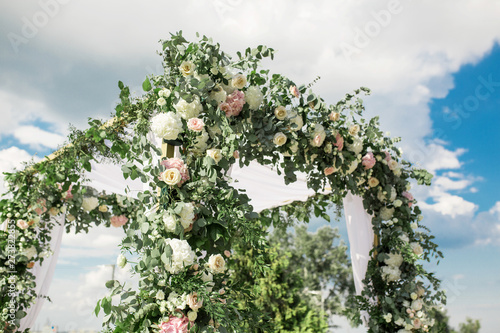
[1,31,444,333]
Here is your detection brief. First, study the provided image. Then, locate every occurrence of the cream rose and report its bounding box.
[161,168,182,186]
[17,220,29,229]
[349,124,360,136]
[347,136,363,154]
[82,197,99,212]
[179,61,196,76]
[287,111,304,132]
[273,132,287,146]
[157,97,166,107]
[208,254,226,274]
[410,242,423,256]
[274,106,287,120]
[98,205,108,212]
[231,73,247,89]
[207,148,222,164]
[368,177,379,187]
[310,124,326,147]
[187,292,203,311]
[159,88,171,98]
[329,112,340,121]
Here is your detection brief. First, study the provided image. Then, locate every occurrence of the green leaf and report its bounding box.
[141,222,149,234]
[142,77,152,91]
[118,81,124,89]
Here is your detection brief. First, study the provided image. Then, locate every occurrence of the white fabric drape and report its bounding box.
[343,192,374,325]
[18,214,65,331]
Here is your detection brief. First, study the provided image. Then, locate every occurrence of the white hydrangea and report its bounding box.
[347,136,363,154]
[209,85,227,105]
[384,253,403,267]
[381,265,401,282]
[164,238,196,274]
[179,203,195,229]
[166,291,188,312]
[380,207,395,221]
[163,213,177,233]
[245,86,263,110]
[82,197,99,212]
[151,112,183,140]
[23,246,37,260]
[174,96,203,119]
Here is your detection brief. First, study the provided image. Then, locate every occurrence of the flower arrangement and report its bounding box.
[0,32,444,333]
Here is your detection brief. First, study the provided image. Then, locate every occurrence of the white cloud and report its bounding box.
[489,202,500,216]
[420,192,477,218]
[13,125,65,150]
[59,225,126,259]
[0,146,39,194]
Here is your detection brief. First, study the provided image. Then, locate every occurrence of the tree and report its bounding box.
[269,225,355,318]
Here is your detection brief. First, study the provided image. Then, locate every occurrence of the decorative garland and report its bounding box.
[0,31,444,333]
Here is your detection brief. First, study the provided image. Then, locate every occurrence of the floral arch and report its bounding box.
[1,32,444,333]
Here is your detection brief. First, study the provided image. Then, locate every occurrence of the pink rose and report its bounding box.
[362,152,376,170]
[402,191,414,207]
[17,220,29,229]
[384,151,392,162]
[224,250,231,257]
[187,118,204,131]
[110,215,128,227]
[159,316,189,333]
[313,134,323,146]
[334,133,344,151]
[161,158,189,186]
[34,198,47,215]
[324,167,336,176]
[233,150,239,159]
[290,85,300,98]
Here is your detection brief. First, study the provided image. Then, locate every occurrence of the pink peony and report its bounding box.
[110,215,128,227]
[187,117,204,132]
[334,133,344,151]
[362,152,376,170]
[402,191,414,207]
[222,90,245,117]
[290,85,300,98]
[159,316,189,333]
[161,158,189,186]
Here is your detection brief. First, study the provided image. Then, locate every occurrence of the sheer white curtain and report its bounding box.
[343,192,374,324]
[19,214,65,331]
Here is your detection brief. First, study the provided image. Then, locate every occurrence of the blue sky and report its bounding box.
[1,1,500,332]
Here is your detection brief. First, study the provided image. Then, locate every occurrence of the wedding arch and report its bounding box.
[1,32,444,333]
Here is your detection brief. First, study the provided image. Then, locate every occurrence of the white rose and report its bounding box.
[399,233,409,243]
[156,290,165,300]
[23,246,37,260]
[151,112,183,140]
[163,213,177,233]
[274,106,287,120]
[161,168,182,186]
[388,159,399,171]
[174,96,203,119]
[347,136,363,154]
[231,73,247,89]
[411,299,423,311]
[187,311,198,322]
[368,177,379,187]
[207,148,222,164]
[287,111,304,132]
[208,254,226,274]
[384,253,403,267]
[380,207,395,221]
[179,61,196,77]
[273,132,287,146]
[245,86,263,110]
[117,254,127,268]
[82,197,99,212]
[394,199,403,207]
[159,88,171,98]
[393,168,402,177]
[157,97,166,107]
[179,203,195,229]
[410,242,424,256]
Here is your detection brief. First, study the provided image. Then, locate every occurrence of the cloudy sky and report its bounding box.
[1,0,500,332]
